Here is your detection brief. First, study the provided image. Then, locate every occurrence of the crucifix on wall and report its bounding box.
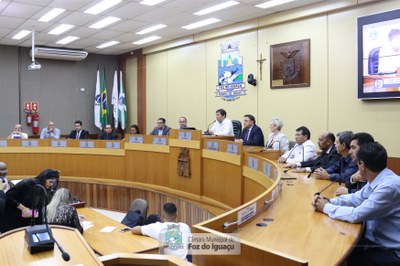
[256,53,266,80]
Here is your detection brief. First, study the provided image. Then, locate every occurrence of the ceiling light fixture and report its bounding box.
[136,24,166,35]
[89,17,121,29]
[84,0,122,15]
[182,18,221,30]
[48,24,75,35]
[38,8,65,22]
[133,35,161,45]
[56,36,80,45]
[96,40,120,49]
[12,30,31,40]
[194,1,239,16]
[140,0,165,6]
[255,0,295,9]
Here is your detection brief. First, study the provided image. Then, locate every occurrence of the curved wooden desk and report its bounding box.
[0,132,361,265]
[0,225,101,266]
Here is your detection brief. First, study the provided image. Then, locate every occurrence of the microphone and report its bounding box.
[314,174,343,197]
[301,144,304,163]
[36,184,71,262]
[282,144,298,163]
[204,121,215,135]
[0,176,5,183]
[306,153,335,178]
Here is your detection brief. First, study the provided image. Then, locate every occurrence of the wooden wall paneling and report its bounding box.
[201,158,242,208]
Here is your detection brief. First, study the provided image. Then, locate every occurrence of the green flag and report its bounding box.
[100,69,109,128]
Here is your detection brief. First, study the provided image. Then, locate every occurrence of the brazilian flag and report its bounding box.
[100,68,109,128]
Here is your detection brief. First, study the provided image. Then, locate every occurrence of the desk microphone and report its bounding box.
[204,121,215,135]
[306,153,335,178]
[282,144,298,163]
[314,175,343,197]
[36,184,71,262]
[0,177,5,183]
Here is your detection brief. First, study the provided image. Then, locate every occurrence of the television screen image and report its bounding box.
[358,9,400,99]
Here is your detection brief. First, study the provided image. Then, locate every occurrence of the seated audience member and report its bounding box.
[47,188,83,234]
[0,162,14,193]
[313,142,400,266]
[207,109,234,136]
[99,124,118,140]
[7,124,28,139]
[236,114,264,146]
[130,124,140,134]
[179,117,187,129]
[278,126,317,164]
[314,131,358,193]
[40,121,61,139]
[287,132,339,173]
[0,181,6,217]
[150,118,171,136]
[335,132,375,196]
[68,120,89,139]
[131,202,191,260]
[1,169,59,233]
[265,117,289,151]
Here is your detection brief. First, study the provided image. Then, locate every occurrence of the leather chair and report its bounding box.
[128,198,148,220]
[232,120,242,139]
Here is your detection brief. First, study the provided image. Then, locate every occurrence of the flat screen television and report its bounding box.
[358,9,400,100]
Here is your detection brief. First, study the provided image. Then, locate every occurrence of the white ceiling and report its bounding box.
[0,0,326,55]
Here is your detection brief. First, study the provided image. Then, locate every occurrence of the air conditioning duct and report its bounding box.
[30,47,88,61]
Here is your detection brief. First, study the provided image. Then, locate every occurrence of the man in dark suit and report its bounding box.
[99,124,118,140]
[149,118,170,136]
[237,114,264,146]
[68,120,89,139]
[287,131,339,173]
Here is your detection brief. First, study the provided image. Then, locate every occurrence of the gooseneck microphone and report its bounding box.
[314,174,343,197]
[204,121,215,135]
[282,144,298,163]
[36,184,71,262]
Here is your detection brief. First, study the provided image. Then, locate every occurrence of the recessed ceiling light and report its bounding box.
[96,41,120,49]
[56,36,80,45]
[89,17,121,29]
[194,1,239,16]
[133,35,161,45]
[12,30,31,40]
[84,0,122,15]
[38,8,65,22]
[182,18,221,30]
[136,24,166,35]
[140,0,165,6]
[48,24,75,35]
[255,0,295,9]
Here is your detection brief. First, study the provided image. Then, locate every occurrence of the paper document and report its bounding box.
[100,226,117,232]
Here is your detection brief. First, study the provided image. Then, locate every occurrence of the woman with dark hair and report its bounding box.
[0,169,59,233]
[129,124,140,134]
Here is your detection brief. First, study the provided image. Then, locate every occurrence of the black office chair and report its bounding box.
[368,46,381,74]
[232,120,242,139]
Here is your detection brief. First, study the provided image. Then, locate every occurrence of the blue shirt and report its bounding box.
[323,168,400,255]
[40,127,61,139]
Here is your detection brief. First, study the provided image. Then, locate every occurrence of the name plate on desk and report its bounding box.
[274,168,278,181]
[248,157,258,170]
[227,143,238,154]
[153,137,167,145]
[178,131,192,140]
[51,140,67,147]
[129,136,143,144]
[0,140,7,147]
[22,140,38,147]
[79,141,94,148]
[206,141,219,151]
[106,142,120,149]
[263,162,271,176]
[238,202,257,225]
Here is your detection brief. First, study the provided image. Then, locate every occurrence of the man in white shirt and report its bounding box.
[208,109,234,136]
[278,126,317,164]
[7,124,28,139]
[40,121,61,139]
[131,202,191,260]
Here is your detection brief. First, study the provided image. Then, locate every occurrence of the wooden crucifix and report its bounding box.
[256,53,267,80]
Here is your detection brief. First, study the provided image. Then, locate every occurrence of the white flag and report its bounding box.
[94,69,102,130]
[118,70,127,130]
[111,69,119,129]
